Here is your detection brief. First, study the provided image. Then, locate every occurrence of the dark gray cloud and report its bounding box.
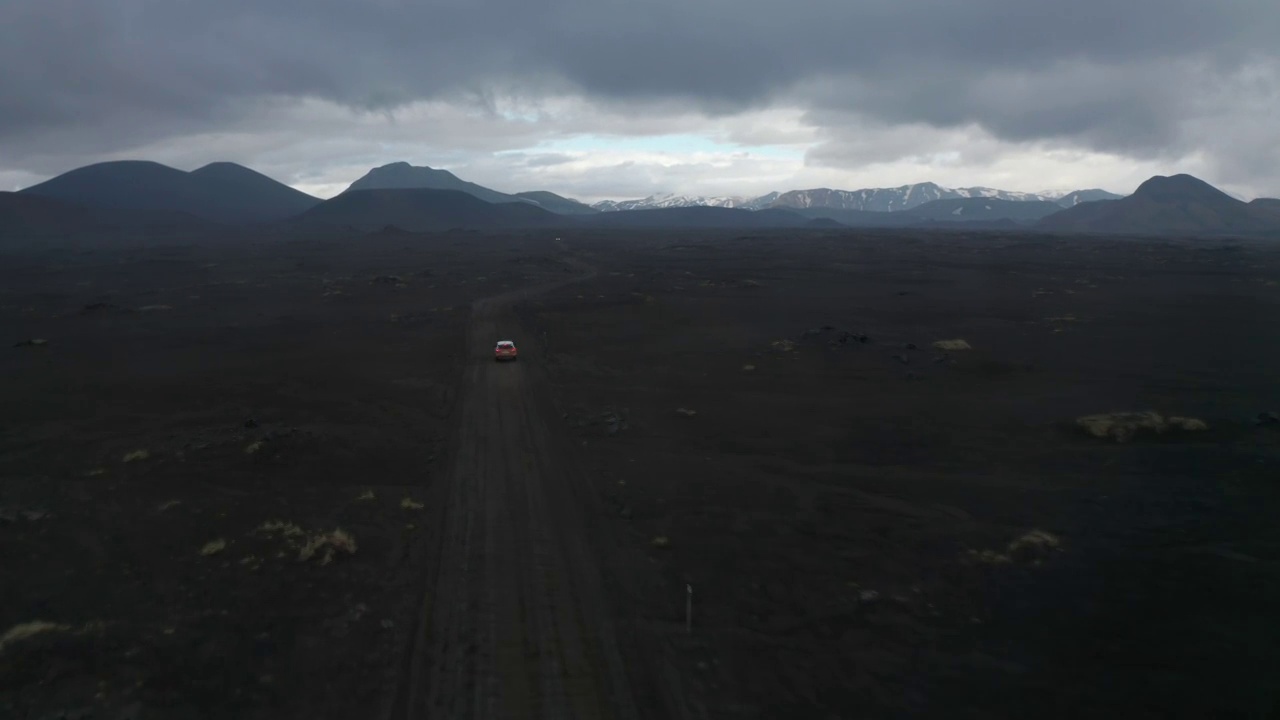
[1,0,1276,193]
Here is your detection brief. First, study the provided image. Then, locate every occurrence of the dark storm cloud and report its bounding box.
[1,0,1276,171]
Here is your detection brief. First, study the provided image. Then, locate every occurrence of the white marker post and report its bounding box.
[686,584,693,635]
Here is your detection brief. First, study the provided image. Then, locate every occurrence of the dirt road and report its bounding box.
[393,256,640,720]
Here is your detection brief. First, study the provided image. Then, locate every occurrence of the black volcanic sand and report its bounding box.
[0,229,578,719]
[518,231,1280,719]
[3,227,1280,719]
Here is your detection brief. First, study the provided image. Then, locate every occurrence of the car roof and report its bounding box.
[496,340,515,345]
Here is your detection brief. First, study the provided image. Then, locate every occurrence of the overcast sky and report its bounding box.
[2,0,1277,202]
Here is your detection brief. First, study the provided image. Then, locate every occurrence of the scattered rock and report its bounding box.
[968,549,1012,564]
[400,497,424,510]
[200,538,227,556]
[1258,411,1279,426]
[370,275,404,286]
[970,529,1064,565]
[650,536,670,548]
[244,418,259,429]
[0,507,49,523]
[0,621,72,653]
[356,490,376,501]
[675,408,697,417]
[256,520,306,543]
[13,338,48,348]
[828,331,869,345]
[599,408,629,436]
[742,364,756,371]
[1076,411,1208,442]
[245,441,264,454]
[770,339,796,352]
[299,529,357,565]
[933,339,972,351]
[122,449,150,463]
[619,505,633,520]
[1168,416,1208,432]
[904,343,918,350]
[892,354,910,365]
[1077,411,1163,442]
[1007,530,1062,562]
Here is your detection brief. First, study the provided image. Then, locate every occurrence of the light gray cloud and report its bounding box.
[1,0,1277,197]
[506,153,577,168]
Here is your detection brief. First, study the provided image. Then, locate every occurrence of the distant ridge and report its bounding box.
[578,206,814,229]
[1246,198,1280,228]
[513,191,599,215]
[344,163,600,215]
[1037,174,1280,237]
[345,162,526,205]
[898,198,1063,223]
[295,188,561,231]
[1053,189,1124,207]
[19,160,320,223]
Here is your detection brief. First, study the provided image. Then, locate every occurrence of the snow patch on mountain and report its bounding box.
[592,193,754,211]
[592,183,1125,213]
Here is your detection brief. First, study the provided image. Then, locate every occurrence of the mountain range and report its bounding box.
[7,160,1278,238]
[591,185,1120,213]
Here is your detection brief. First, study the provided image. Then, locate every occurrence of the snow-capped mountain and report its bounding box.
[593,183,1122,213]
[766,184,1074,211]
[951,187,1049,203]
[1051,189,1124,207]
[592,193,756,212]
[770,184,950,212]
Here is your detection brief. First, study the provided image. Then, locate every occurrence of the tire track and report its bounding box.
[391,251,638,719]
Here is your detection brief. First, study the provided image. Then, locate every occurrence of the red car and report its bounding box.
[494,340,518,362]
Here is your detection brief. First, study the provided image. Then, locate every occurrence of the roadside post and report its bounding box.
[686,584,693,635]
